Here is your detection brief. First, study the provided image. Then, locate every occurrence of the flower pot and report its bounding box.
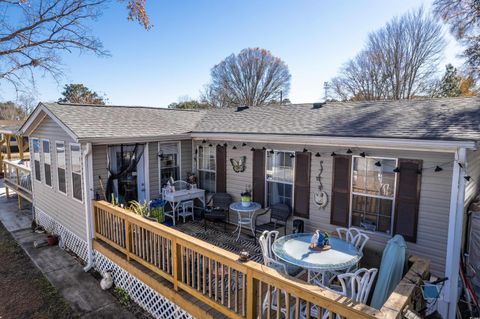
[47,235,59,246]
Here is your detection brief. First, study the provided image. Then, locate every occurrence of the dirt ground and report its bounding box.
[0,222,75,319]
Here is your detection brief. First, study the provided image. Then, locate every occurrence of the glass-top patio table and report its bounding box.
[272,233,362,284]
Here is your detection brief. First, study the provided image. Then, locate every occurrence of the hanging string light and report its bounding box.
[434,166,443,172]
[331,152,336,156]
[262,147,267,151]
[303,147,308,152]
[289,153,295,158]
[374,161,382,167]
[315,152,321,157]
[360,152,366,157]
[269,149,275,155]
[223,143,228,147]
[242,142,247,147]
[346,148,353,154]
[465,176,472,182]
[208,143,213,147]
[250,147,255,151]
[232,145,237,150]
[393,167,400,173]
[202,139,206,144]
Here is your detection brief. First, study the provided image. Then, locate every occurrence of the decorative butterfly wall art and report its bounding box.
[230,156,246,173]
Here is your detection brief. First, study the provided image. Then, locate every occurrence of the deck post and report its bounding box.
[172,238,180,291]
[125,219,131,261]
[246,269,258,319]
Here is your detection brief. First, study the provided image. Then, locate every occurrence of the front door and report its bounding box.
[109,144,146,204]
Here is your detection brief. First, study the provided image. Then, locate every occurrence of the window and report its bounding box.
[70,144,82,201]
[266,150,294,209]
[159,143,180,187]
[197,145,215,193]
[42,140,52,187]
[32,138,41,181]
[351,157,397,234]
[56,142,66,194]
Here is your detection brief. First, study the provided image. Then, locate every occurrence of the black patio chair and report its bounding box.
[203,193,232,231]
[254,203,291,236]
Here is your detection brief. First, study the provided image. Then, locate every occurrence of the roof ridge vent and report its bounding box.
[235,106,249,112]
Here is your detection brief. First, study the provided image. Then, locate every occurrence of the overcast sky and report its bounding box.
[2,0,463,107]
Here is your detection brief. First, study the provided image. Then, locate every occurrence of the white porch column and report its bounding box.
[442,147,467,318]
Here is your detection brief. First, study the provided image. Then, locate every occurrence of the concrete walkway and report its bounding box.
[0,181,136,318]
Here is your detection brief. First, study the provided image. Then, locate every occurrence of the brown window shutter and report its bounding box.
[294,152,311,218]
[252,149,265,207]
[330,155,352,227]
[394,159,422,243]
[216,145,227,193]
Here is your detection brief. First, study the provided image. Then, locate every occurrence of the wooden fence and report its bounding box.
[93,200,429,319]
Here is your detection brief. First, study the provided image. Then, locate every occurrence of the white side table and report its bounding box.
[229,202,261,241]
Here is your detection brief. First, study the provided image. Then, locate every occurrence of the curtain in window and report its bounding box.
[106,144,145,202]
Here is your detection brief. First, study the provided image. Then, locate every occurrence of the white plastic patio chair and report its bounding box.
[259,231,290,316]
[301,268,378,319]
[336,227,361,244]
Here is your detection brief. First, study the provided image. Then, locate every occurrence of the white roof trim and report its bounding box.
[191,132,477,152]
[21,103,78,142]
[79,133,192,145]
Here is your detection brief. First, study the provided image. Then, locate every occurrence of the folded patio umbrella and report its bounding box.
[370,234,407,309]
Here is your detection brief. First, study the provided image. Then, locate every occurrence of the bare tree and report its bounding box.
[203,48,291,107]
[433,0,480,77]
[331,8,446,101]
[0,0,152,94]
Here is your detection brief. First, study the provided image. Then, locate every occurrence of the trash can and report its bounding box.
[292,219,304,234]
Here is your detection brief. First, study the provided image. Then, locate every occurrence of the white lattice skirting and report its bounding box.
[94,251,193,319]
[35,209,193,319]
[35,208,89,262]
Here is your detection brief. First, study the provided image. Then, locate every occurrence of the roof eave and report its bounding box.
[190,132,477,153]
[78,133,193,145]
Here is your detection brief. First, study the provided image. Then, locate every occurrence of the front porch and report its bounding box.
[93,200,429,319]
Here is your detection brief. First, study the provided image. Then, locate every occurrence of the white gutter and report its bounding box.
[442,147,467,319]
[82,142,94,272]
[191,133,477,153]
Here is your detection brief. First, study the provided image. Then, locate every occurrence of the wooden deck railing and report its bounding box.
[93,200,429,319]
[3,159,32,204]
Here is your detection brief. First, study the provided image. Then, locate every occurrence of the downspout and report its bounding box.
[443,147,467,319]
[82,142,94,272]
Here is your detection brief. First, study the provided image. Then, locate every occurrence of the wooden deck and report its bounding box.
[93,200,430,319]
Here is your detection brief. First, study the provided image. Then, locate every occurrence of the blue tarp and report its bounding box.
[370,234,407,309]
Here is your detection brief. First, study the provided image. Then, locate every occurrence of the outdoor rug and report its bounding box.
[174,220,263,263]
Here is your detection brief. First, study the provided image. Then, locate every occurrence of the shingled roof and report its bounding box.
[39,102,205,141]
[25,97,480,143]
[195,96,480,141]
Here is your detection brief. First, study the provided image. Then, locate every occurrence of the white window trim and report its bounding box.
[196,144,216,193]
[41,138,53,188]
[32,138,41,182]
[70,143,83,203]
[55,140,67,196]
[158,141,182,193]
[265,149,296,209]
[348,155,398,235]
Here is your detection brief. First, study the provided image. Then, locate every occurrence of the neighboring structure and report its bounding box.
[19,97,480,318]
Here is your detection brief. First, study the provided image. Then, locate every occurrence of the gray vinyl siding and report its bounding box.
[30,116,86,240]
[92,145,108,200]
[466,149,480,206]
[194,140,453,276]
[149,142,159,199]
[180,139,192,180]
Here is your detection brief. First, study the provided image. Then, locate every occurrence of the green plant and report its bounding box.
[149,206,165,223]
[114,287,130,306]
[127,200,149,216]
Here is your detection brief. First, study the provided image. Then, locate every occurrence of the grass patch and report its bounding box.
[0,222,75,319]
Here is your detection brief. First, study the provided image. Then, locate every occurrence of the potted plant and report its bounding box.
[128,200,149,217]
[148,199,166,223]
[241,185,252,207]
